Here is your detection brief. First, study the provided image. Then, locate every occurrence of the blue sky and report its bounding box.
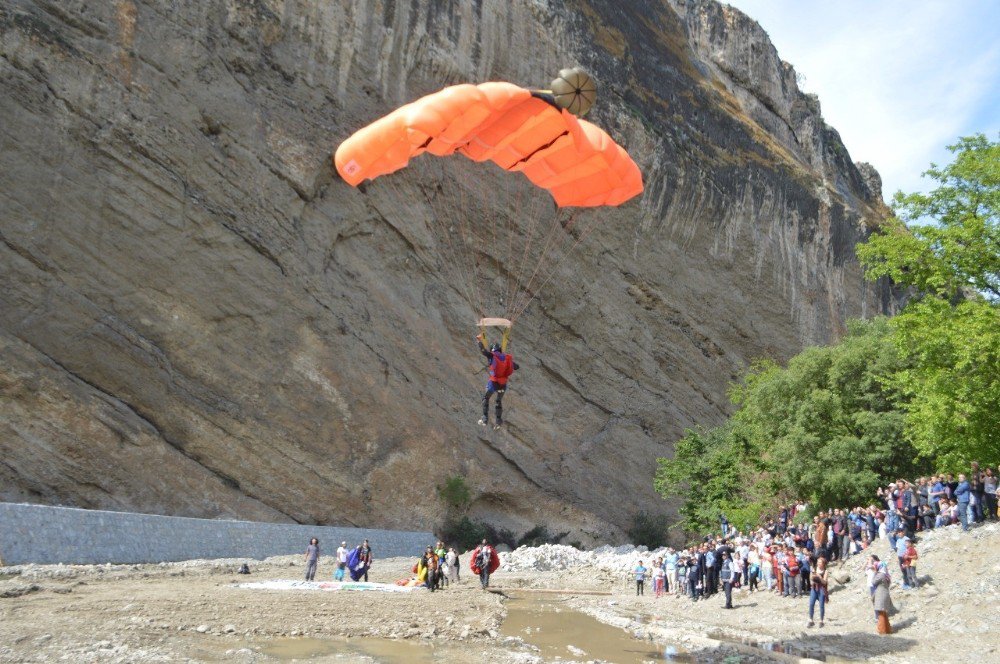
[726,0,1000,202]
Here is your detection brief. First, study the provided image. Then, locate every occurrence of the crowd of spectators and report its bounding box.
[637,464,998,630]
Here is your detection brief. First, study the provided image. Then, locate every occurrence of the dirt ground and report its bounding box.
[1,522,997,663]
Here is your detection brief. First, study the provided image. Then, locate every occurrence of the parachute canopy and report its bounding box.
[334,81,642,208]
[334,74,643,330]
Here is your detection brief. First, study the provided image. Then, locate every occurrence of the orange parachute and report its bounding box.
[334,81,642,208]
[333,70,642,351]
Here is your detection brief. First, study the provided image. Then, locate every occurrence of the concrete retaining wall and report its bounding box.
[0,502,435,565]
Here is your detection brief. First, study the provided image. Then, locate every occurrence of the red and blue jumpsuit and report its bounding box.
[479,341,519,425]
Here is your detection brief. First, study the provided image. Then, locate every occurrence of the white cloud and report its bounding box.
[725,0,1000,200]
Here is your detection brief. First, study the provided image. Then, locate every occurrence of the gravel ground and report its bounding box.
[1,523,996,663]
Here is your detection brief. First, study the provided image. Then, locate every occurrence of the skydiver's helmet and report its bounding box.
[489,342,502,353]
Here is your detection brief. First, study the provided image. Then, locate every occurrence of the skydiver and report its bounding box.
[476,337,519,430]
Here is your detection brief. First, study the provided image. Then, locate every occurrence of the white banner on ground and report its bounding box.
[235,580,421,593]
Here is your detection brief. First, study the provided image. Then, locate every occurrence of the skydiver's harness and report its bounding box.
[488,352,514,389]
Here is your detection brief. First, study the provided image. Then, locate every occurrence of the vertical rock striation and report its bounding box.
[0,0,897,542]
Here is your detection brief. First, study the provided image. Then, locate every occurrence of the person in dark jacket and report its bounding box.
[955,474,971,531]
[719,552,735,609]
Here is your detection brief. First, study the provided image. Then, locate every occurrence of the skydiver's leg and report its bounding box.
[480,384,495,425]
[495,389,505,425]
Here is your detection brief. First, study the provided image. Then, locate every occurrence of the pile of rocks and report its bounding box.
[499,543,666,574]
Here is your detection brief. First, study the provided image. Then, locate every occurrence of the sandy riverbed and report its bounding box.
[2,522,997,663]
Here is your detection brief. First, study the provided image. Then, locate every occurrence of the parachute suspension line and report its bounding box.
[509,178,553,314]
[507,181,546,320]
[511,210,602,323]
[453,161,487,318]
[510,209,581,319]
[414,160,478,318]
[433,163,480,317]
[503,168,520,320]
[442,160,485,319]
[488,169,503,313]
[508,200,562,320]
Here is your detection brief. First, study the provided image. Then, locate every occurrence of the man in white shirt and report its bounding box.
[336,541,348,580]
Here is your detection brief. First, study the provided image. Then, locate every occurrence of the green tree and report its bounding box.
[730,319,923,508]
[437,475,472,513]
[858,133,1000,466]
[655,319,926,537]
[857,134,999,300]
[885,298,1000,468]
[654,422,773,536]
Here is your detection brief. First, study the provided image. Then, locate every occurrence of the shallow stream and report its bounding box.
[500,592,687,662]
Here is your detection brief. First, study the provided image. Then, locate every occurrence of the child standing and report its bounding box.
[902,539,919,589]
[652,559,666,598]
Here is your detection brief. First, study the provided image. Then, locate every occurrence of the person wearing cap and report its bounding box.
[719,552,735,608]
[336,541,349,580]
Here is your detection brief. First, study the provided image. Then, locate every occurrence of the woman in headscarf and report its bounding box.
[869,555,894,634]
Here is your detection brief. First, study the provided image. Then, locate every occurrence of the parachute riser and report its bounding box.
[477,317,513,353]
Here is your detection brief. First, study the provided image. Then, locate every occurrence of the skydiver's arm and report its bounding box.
[512,361,520,371]
[476,338,492,360]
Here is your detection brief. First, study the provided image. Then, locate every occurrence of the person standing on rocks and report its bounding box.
[747,544,761,592]
[902,537,919,589]
[472,539,498,589]
[664,548,679,595]
[719,552,735,609]
[634,559,648,596]
[869,556,894,635]
[703,546,716,596]
[807,556,829,628]
[955,474,971,531]
[894,530,910,585]
[983,468,997,520]
[445,547,459,585]
[652,558,666,598]
[434,541,447,586]
[335,541,348,580]
[304,538,320,581]
[359,539,373,582]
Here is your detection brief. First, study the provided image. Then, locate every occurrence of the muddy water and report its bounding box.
[501,593,689,662]
[258,636,457,662]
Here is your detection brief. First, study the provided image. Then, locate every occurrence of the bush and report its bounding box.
[516,525,571,548]
[437,476,472,512]
[627,511,669,549]
[440,517,515,552]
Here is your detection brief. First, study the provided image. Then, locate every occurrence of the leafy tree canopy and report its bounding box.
[858,133,1000,467]
[656,135,998,538]
[656,319,927,536]
[857,133,999,300]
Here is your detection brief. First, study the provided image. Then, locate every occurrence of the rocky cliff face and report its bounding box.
[0,0,896,543]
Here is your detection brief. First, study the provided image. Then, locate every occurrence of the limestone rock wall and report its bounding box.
[0,0,896,543]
